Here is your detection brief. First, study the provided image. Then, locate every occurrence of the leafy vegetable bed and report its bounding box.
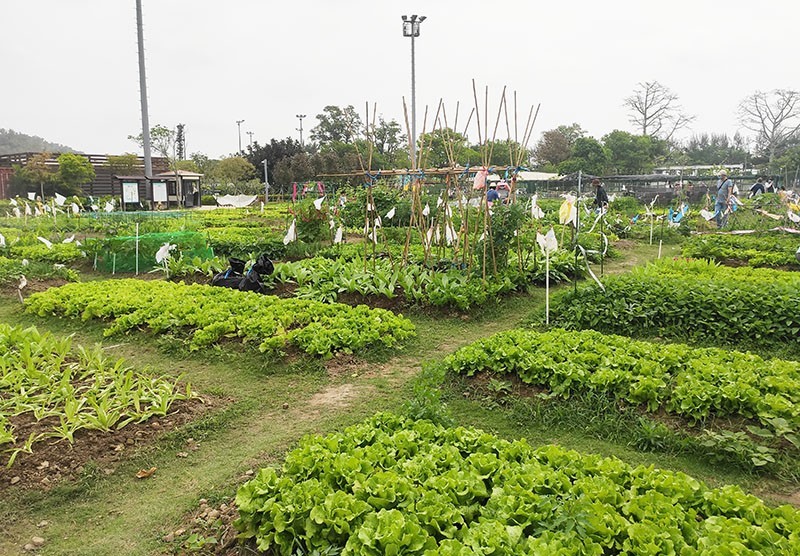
[0,324,193,467]
[0,256,79,285]
[24,279,415,357]
[444,328,800,459]
[682,233,800,268]
[270,250,581,310]
[234,413,800,555]
[550,259,800,352]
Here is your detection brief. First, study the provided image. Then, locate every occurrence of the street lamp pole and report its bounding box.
[246,131,254,151]
[236,119,245,154]
[296,114,306,148]
[402,14,426,168]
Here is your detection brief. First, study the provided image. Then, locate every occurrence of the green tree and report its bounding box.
[129,124,177,164]
[175,159,199,172]
[682,133,749,166]
[56,153,95,195]
[106,153,140,175]
[372,117,406,167]
[274,152,315,186]
[189,152,218,176]
[418,128,481,167]
[9,152,57,198]
[773,145,800,185]
[209,156,256,184]
[533,124,584,170]
[557,137,609,176]
[244,138,303,183]
[311,105,362,145]
[481,140,529,167]
[602,130,657,174]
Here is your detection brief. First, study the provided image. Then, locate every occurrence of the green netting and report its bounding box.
[94,231,214,273]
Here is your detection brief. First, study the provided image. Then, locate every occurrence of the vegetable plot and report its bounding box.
[550,259,800,352]
[234,413,800,555]
[0,256,79,285]
[270,250,581,310]
[444,328,800,459]
[0,324,194,467]
[24,280,415,357]
[682,233,800,268]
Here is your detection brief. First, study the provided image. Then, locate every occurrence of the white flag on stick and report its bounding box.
[283,219,297,245]
[155,242,175,264]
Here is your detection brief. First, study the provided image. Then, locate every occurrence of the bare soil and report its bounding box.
[0,395,217,493]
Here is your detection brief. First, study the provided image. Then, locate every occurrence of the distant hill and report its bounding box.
[0,128,78,156]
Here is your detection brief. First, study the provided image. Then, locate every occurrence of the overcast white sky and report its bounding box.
[2,0,798,158]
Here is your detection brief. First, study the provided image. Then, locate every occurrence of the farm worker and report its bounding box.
[592,179,609,210]
[486,183,500,206]
[749,177,766,198]
[714,170,734,228]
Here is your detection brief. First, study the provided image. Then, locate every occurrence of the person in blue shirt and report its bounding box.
[486,183,500,206]
[714,170,734,228]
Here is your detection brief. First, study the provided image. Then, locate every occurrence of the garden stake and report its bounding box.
[135,223,140,275]
[600,211,604,276]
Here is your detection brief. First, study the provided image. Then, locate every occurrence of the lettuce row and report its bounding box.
[443,328,800,448]
[234,414,800,555]
[23,280,415,358]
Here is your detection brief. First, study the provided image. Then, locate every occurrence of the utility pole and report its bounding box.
[135,0,152,178]
[236,119,245,154]
[296,114,306,148]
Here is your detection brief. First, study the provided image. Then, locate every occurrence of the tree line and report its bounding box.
[7,83,800,196]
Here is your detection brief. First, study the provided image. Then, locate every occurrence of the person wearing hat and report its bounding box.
[592,178,609,210]
[714,170,734,228]
[486,182,500,206]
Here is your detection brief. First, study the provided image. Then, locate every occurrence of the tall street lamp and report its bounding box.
[236,119,245,154]
[402,14,426,167]
[246,131,254,151]
[296,114,306,148]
